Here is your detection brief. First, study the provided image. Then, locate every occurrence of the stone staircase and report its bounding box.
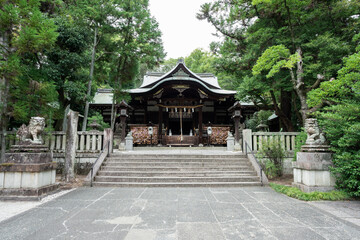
[92,152,262,187]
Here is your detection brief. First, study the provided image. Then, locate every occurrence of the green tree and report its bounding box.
[100,0,165,129]
[41,18,91,128]
[185,48,216,74]
[198,0,359,131]
[307,35,360,196]
[69,0,119,131]
[0,0,58,161]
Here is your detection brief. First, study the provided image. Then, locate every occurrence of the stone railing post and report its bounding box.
[242,129,252,152]
[65,110,79,182]
[103,128,113,154]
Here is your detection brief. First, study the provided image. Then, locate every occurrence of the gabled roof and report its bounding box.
[91,60,237,105]
[138,60,221,90]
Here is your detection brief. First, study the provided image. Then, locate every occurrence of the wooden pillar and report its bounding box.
[199,107,203,144]
[120,115,126,142]
[214,107,217,124]
[64,110,78,182]
[234,115,240,143]
[144,105,147,124]
[226,110,229,124]
[158,106,163,144]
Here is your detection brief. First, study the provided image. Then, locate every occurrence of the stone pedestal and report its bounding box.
[293,145,335,192]
[0,145,58,200]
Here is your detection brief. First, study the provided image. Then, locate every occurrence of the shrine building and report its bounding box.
[90,59,256,146]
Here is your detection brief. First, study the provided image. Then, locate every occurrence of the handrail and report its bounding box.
[89,140,110,187]
[244,140,263,186]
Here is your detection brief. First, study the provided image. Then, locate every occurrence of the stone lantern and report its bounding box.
[88,119,101,131]
[117,100,133,150]
[228,101,243,150]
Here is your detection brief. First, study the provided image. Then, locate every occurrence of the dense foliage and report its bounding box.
[307,37,360,197]
[198,0,360,131]
[0,0,165,132]
[0,0,59,159]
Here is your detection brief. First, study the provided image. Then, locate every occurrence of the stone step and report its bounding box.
[108,154,246,159]
[97,170,257,177]
[100,166,254,171]
[105,159,249,163]
[103,162,252,168]
[92,151,262,187]
[92,182,263,187]
[94,176,259,183]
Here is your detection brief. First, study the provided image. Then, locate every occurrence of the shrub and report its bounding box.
[87,112,110,131]
[270,183,351,201]
[257,137,286,179]
[245,110,272,131]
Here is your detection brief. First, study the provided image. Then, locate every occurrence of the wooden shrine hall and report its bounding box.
[90,59,256,146]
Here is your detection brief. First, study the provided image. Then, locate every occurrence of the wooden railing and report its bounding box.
[251,132,299,152]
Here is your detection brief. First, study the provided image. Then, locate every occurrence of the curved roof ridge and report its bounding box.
[140,60,221,89]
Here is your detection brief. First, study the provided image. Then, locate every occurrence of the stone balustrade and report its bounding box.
[1,131,104,154]
[251,131,299,152]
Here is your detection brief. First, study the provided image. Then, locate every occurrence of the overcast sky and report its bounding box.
[149,0,220,60]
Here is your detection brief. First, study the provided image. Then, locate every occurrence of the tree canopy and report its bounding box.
[0,0,165,134]
[198,0,360,131]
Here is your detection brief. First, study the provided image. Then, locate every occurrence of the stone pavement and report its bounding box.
[0,187,359,240]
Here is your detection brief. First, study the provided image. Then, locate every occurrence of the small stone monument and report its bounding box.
[293,118,335,192]
[0,117,58,200]
[125,131,133,151]
[227,131,235,151]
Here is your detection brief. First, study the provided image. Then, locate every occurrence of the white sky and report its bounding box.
[149,0,220,60]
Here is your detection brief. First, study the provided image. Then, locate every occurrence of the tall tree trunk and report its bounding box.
[280,89,293,131]
[111,54,128,131]
[289,47,309,124]
[82,27,98,131]
[0,77,10,162]
[0,32,10,162]
[270,90,294,131]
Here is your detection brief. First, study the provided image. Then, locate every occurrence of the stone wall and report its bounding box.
[53,153,97,175]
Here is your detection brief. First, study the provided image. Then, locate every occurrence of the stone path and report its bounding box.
[0,187,359,240]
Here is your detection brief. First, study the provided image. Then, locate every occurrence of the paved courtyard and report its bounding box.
[0,187,359,240]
